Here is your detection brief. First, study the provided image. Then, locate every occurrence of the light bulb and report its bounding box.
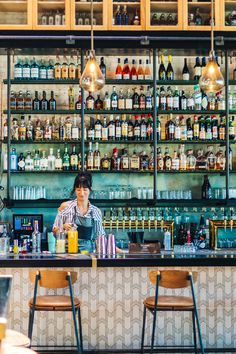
[199,53,225,94]
[80,51,105,93]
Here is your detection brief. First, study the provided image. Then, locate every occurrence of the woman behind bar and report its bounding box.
[53,172,105,248]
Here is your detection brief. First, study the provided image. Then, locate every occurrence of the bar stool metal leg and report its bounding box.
[28,307,35,343]
[150,308,157,354]
[190,275,204,354]
[68,274,82,354]
[140,305,146,354]
[78,308,84,354]
[192,311,197,354]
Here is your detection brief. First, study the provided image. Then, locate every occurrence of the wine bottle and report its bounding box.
[166,55,174,80]
[194,57,201,80]
[182,58,190,80]
[158,55,166,80]
[201,175,212,199]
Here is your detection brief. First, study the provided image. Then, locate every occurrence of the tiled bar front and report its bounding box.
[1,258,236,350]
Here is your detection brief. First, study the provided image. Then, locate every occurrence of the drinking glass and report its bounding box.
[0,237,9,255]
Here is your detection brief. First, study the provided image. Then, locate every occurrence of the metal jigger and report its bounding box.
[107,234,116,258]
[97,234,107,258]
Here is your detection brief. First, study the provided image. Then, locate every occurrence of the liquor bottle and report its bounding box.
[216,149,226,170]
[19,115,26,141]
[159,55,166,80]
[148,147,154,171]
[140,151,149,171]
[99,57,106,78]
[51,117,59,141]
[33,91,41,110]
[101,154,110,171]
[69,57,76,79]
[166,55,174,80]
[86,91,95,110]
[121,115,128,140]
[194,57,201,80]
[156,87,160,109]
[186,117,193,140]
[212,116,218,140]
[95,115,102,140]
[71,117,79,140]
[182,58,190,80]
[201,90,208,110]
[173,87,179,110]
[198,116,205,140]
[70,145,78,171]
[54,56,61,79]
[25,151,34,171]
[144,59,151,80]
[61,57,69,79]
[194,8,202,25]
[10,91,16,110]
[193,115,199,140]
[108,115,115,140]
[59,118,65,140]
[115,58,122,79]
[118,89,125,110]
[32,220,41,254]
[229,116,235,140]
[93,142,101,170]
[122,5,129,25]
[180,116,187,141]
[219,116,226,140]
[130,150,140,170]
[165,114,175,140]
[205,116,212,140]
[22,58,31,79]
[111,147,120,170]
[49,91,56,110]
[44,119,52,140]
[171,151,180,170]
[115,116,122,140]
[111,86,118,110]
[130,59,137,80]
[63,145,70,171]
[196,149,207,170]
[14,58,23,79]
[120,149,129,170]
[3,120,7,140]
[137,59,144,80]
[202,175,212,199]
[47,59,54,79]
[88,119,95,141]
[139,86,146,109]
[157,148,164,170]
[103,91,110,110]
[115,5,122,25]
[179,90,187,110]
[34,119,44,141]
[140,114,147,140]
[39,59,47,79]
[146,113,153,140]
[122,58,130,79]
[75,90,82,110]
[55,149,63,170]
[102,117,108,141]
[132,8,140,25]
[48,148,56,170]
[40,151,48,171]
[160,86,166,110]
[133,115,140,140]
[128,115,134,140]
[11,118,19,140]
[187,92,195,110]
[179,144,187,171]
[194,84,202,110]
[68,86,75,110]
[206,145,216,170]
[174,116,181,140]
[145,86,152,109]
[24,91,33,110]
[41,91,48,110]
[64,117,72,140]
[156,115,161,141]
[18,152,25,171]
[164,147,172,170]
[31,57,39,79]
[95,94,103,110]
[33,150,41,171]
[16,90,24,110]
[186,149,196,170]
[132,88,139,109]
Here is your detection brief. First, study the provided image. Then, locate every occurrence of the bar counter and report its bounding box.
[1,251,236,351]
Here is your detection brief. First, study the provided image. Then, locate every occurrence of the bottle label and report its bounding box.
[3,126,8,138]
[180,127,187,140]
[169,125,175,134]
[195,67,201,77]
[219,127,225,139]
[138,75,144,80]
[118,99,125,110]
[23,68,30,78]
[116,126,121,138]
[125,98,133,109]
[131,75,137,80]
[95,125,101,139]
[167,96,173,109]
[144,75,151,80]
[111,100,118,109]
[173,97,179,109]
[128,126,133,138]
[201,96,208,109]
[87,100,94,110]
[39,69,47,79]
[165,159,172,169]
[14,68,22,78]
[134,127,140,137]
[122,157,129,169]
[115,74,122,80]
[102,159,109,169]
[31,68,39,79]
[174,127,181,140]
[187,98,194,108]
[102,127,108,140]
[123,74,130,80]
[183,73,190,80]
[199,129,206,140]
[87,156,93,169]
[187,129,193,140]
[212,126,218,139]
[229,127,235,136]
[139,99,146,109]
[141,125,147,138]
[146,97,152,109]
[72,127,79,140]
[47,69,54,79]
[206,128,212,140]
[18,160,25,169]
[172,159,179,170]
[130,157,139,170]
[122,124,128,137]
[94,156,100,169]
[88,129,95,140]
[158,159,164,170]
[108,125,115,138]
[181,98,187,110]
[104,99,111,110]
[55,68,61,79]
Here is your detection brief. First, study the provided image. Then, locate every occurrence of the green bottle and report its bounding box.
[63,145,70,171]
[14,58,23,79]
[30,57,39,79]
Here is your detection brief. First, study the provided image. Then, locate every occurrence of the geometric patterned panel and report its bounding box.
[1,266,236,349]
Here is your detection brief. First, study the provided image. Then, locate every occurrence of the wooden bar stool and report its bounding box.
[28,270,83,354]
[141,270,204,354]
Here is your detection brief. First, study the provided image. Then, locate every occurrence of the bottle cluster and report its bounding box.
[115,58,151,80]
[188,7,211,26]
[40,10,65,26]
[14,57,81,80]
[156,145,229,172]
[114,6,140,26]
[151,12,177,26]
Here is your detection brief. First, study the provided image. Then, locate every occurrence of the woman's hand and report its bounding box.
[58,201,69,212]
[52,226,59,235]
[63,223,72,231]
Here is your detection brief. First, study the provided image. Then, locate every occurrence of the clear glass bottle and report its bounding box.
[40,151,48,171]
[55,149,63,170]
[179,144,187,171]
[33,150,41,171]
[130,150,140,171]
[48,148,56,170]
[206,145,216,170]
[186,149,196,170]
[25,151,34,171]
[196,149,207,170]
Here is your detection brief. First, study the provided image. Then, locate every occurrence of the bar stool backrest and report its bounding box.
[29,270,77,289]
[149,270,198,289]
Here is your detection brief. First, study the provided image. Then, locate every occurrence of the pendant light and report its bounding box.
[199,0,224,94]
[80,0,105,93]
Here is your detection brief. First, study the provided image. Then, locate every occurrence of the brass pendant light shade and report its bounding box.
[80,0,105,93]
[199,0,224,94]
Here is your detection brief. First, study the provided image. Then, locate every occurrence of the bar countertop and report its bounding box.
[0,250,236,267]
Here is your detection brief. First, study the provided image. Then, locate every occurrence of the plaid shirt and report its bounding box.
[53,199,105,238]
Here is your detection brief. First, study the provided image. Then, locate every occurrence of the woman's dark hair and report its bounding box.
[71,172,92,196]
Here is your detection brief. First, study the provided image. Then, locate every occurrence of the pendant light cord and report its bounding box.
[91,0,94,52]
[211,0,214,54]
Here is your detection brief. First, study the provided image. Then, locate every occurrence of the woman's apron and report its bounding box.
[73,206,95,251]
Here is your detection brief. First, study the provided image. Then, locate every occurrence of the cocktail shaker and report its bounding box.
[97,234,107,257]
[107,233,116,257]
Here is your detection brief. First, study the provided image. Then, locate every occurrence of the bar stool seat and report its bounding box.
[144,295,194,310]
[29,295,80,311]
[3,330,30,348]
